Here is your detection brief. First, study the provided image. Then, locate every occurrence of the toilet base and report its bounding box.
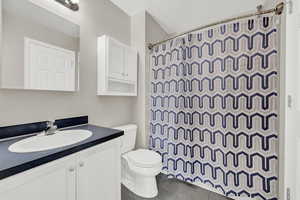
[122,176,158,198]
[121,150,162,199]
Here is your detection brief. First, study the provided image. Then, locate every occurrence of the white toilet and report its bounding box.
[114,124,162,198]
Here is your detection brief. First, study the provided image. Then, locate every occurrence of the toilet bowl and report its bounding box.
[114,125,162,198]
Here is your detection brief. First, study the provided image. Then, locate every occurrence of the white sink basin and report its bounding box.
[9,130,93,153]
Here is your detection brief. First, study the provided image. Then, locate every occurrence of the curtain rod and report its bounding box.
[148,2,285,50]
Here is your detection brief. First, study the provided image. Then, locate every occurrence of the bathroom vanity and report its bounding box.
[0,122,123,200]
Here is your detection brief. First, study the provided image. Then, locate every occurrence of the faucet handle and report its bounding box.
[46,120,56,127]
[45,120,58,135]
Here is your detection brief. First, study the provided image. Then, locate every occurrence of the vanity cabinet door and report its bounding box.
[0,156,77,200]
[77,138,121,200]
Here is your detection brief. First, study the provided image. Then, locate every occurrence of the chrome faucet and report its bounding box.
[45,120,58,136]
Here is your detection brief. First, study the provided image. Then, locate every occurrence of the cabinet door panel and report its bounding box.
[0,158,76,200]
[77,139,121,200]
[124,47,137,82]
[108,38,125,80]
[24,38,76,91]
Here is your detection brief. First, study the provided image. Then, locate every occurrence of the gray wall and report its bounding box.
[263,0,279,8]
[131,11,146,148]
[131,11,168,148]
[0,0,134,127]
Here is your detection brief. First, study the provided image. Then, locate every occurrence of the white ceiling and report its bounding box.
[110,0,267,34]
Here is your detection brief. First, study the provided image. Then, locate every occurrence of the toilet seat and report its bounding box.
[126,149,161,168]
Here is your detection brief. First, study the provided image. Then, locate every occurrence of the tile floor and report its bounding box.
[122,174,232,200]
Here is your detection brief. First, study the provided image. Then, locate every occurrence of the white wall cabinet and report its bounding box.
[24,38,76,91]
[97,35,137,96]
[0,138,121,200]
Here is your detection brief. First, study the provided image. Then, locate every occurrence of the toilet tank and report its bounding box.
[114,124,137,153]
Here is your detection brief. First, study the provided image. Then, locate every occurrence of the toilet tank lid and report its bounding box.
[113,124,137,132]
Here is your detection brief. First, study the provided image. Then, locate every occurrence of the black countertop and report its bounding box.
[0,124,123,180]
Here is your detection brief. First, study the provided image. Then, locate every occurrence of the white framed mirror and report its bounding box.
[0,0,80,91]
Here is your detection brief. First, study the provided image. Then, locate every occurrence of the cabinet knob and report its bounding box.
[69,167,75,172]
[79,162,85,167]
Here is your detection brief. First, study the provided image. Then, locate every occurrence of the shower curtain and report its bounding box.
[149,15,279,200]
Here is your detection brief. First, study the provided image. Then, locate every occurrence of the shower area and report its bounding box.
[149,3,286,200]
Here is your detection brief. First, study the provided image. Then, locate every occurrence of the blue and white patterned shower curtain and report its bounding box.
[149,15,279,200]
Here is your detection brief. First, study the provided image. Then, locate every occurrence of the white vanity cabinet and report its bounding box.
[0,138,121,200]
[0,155,77,200]
[97,35,137,96]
